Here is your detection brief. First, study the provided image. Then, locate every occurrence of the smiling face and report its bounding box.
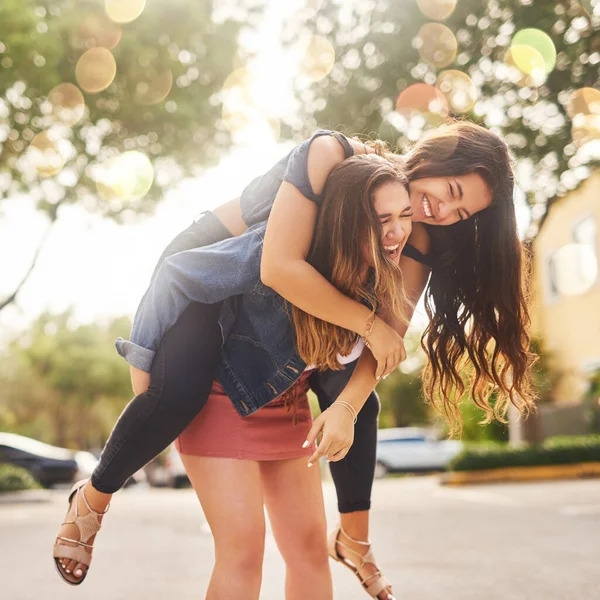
[408,172,493,225]
[372,180,413,264]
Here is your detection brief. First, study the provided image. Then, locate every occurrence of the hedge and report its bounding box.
[0,464,41,492]
[448,435,600,472]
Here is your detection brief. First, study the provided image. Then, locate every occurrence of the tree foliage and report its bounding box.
[0,0,262,219]
[0,310,132,449]
[288,0,599,226]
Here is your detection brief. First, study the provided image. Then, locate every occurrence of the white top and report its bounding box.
[304,338,365,372]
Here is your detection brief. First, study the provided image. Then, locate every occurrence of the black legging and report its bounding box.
[92,213,378,513]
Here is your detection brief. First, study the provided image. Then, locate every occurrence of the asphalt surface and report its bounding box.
[1,475,599,599]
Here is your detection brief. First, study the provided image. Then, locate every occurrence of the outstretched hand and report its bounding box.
[303,403,355,467]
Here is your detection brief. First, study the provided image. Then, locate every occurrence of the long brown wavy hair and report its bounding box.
[404,121,537,433]
[291,153,410,370]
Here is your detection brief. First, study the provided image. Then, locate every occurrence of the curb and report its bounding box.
[440,461,600,486]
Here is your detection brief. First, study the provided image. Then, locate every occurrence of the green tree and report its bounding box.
[0,0,264,311]
[376,368,431,428]
[288,0,599,224]
[0,310,133,448]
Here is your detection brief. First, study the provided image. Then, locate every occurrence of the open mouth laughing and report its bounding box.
[422,194,433,219]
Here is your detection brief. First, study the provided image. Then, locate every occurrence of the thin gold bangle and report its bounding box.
[332,400,358,425]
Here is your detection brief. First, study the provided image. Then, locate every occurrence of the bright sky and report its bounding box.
[0,1,299,341]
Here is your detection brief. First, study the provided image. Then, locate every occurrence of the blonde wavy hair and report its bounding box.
[291,152,411,370]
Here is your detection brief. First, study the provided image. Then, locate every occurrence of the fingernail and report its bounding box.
[75,569,83,577]
[66,570,71,574]
[61,564,66,569]
[302,440,309,448]
[307,462,313,468]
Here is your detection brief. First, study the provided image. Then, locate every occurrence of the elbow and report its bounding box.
[260,255,283,291]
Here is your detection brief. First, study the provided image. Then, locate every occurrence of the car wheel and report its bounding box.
[173,475,190,489]
[374,461,389,479]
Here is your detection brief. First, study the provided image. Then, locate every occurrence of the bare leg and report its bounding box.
[334,511,395,600]
[261,458,333,600]
[181,454,266,600]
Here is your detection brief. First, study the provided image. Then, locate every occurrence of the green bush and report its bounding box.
[0,464,41,492]
[448,435,600,472]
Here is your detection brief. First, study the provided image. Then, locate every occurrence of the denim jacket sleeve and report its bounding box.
[115,225,265,371]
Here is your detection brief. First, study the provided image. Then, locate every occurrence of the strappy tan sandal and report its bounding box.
[328,524,395,600]
[53,479,110,585]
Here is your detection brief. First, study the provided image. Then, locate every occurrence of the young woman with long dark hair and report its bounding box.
[53,122,536,600]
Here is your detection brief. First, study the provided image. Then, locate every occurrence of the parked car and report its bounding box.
[0,432,78,487]
[73,450,100,482]
[144,444,189,488]
[375,427,463,477]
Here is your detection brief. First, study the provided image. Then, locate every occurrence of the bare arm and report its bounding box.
[261,135,405,378]
[304,349,378,465]
[304,249,431,464]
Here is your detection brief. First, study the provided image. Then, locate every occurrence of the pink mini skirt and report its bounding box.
[175,371,315,461]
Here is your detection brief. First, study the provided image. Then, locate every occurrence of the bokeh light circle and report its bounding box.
[572,114,600,146]
[435,70,477,113]
[28,131,66,177]
[48,83,86,126]
[395,83,449,120]
[504,45,547,87]
[415,23,457,68]
[96,151,154,202]
[416,0,457,21]
[79,13,122,49]
[568,87,600,118]
[75,47,117,94]
[511,28,556,73]
[134,68,173,105]
[551,243,598,296]
[105,0,146,24]
[299,35,336,82]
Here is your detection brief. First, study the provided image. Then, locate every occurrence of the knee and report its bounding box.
[214,525,264,576]
[282,523,329,571]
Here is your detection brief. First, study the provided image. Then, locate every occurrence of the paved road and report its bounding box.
[1,476,599,599]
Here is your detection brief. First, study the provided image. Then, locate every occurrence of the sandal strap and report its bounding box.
[335,539,369,571]
[53,543,92,567]
[64,480,108,546]
[56,536,94,549]
[366,574,392,598]
[77,483,110,517]
[339,525,371,546]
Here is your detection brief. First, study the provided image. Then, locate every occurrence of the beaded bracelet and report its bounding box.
[333,400,358,425]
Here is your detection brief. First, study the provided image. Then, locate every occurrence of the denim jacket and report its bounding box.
[116,220,307,416]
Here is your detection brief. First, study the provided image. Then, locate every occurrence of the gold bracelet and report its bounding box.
[362,312,376,350]
[332,400,358,425]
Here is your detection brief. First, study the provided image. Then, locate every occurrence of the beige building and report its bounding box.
[531,170,600,404]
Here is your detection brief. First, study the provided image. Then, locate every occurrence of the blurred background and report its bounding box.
[0,0,599,486]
